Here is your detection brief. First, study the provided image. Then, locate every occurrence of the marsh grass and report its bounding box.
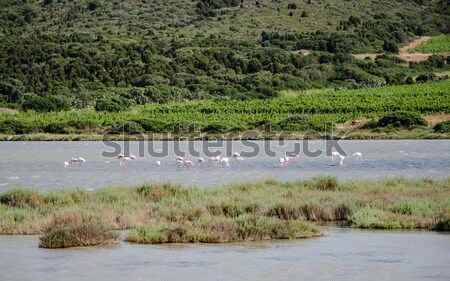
[0,177,449,247]
[39,214,118,249]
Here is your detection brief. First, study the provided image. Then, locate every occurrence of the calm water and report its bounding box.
[0,227,449,281]
[0,140,449,191]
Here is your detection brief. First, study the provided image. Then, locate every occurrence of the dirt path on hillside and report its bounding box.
[399,36,431,54]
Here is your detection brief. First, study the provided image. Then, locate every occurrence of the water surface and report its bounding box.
[0,227,448,281]
[0,140,449,191]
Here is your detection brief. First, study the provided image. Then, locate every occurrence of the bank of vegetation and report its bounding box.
[0,177,448,248]
[1,81,449,140]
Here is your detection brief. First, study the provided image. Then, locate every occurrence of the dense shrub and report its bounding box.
[377,111,428,128]
[67,120,98,130]
[22,96,69,112]
[201,123,228,133]
[108,121,144,134]
[95,98,122,112]
[278,115,311,131]
[44,122,69,134]
[0,119,35,134]
[132,118,169,133]
[433,120,450,133]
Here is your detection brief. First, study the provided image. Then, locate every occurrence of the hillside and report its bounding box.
[0,0,449,111]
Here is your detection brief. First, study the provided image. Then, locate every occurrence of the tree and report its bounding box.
[383,41,399,53]
[0,78,24,103]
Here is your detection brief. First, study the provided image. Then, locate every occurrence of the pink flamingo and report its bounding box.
[176,159,184,170]
[331,151,340,162]
[354,152,362,161]
[339,154,345,166]
[220,157,230,167]
[70,157,86,165]
[198,157,205,167]
[117,154,136,166]
[184,160,196,170]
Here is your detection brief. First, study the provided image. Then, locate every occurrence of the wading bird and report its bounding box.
[339,154,345,166]
[209,156,221,167]
[220,157,230,167]
[117,154,136,166]
[354,152,363,161]
[331,151,340,162]
[279,157,286,167]
[176,159,184,170]
[70,157,86,165]
[184,160,196,170]
[198,157,205,166]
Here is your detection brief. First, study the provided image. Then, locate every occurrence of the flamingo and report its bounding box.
[70,157,86,165]
[175,156,185,161]
[184,160,195,170]
[209,156,221,167]
[284,155,292,165]
[176,159,184,170]
[232,152,244,163]
[288,153,299,162]
[279,157,286,167]
[331,151,340,162]
[235,157,244,163]
[354,152,362,161]
[220,157,230,167]
[339,154,345,166]
[198,157,205,166]
[119,155,136,166]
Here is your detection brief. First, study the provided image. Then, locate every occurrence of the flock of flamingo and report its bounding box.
[63,151,363,169]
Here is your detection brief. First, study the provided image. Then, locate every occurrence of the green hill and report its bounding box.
[0,0,449,110]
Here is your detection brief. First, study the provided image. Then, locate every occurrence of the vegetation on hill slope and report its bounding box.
[0,0,449,112]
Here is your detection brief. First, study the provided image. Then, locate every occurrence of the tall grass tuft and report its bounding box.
[39,214,118,248]
[136,183,186,201]
[305,176,339,191]
[0,189,43,208]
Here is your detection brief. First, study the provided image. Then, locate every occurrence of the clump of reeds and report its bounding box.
[305,176,339,191]
[125,215,321,244]
[39,213,118,248]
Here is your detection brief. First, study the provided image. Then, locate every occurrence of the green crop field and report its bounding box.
[411,35,450,53]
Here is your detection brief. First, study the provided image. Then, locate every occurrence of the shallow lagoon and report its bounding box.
[0,227,449,281]
[1,140,449,191]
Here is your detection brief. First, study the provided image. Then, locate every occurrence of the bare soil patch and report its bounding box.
[422,113,450,126]
[0,108,19,115]
[292,49,311,56]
